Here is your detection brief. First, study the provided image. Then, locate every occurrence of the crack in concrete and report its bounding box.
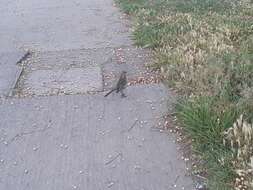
[8,67,24,97]
[105,152,123,165]
[16,51,32,65]
[7,125,52,145]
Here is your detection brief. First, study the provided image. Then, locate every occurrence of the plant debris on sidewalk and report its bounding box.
[116,0,253,189]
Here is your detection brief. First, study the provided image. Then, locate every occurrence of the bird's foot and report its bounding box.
[121,94,127,98]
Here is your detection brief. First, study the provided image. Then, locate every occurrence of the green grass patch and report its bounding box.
[177,97,237,188]
[116,0,253,189]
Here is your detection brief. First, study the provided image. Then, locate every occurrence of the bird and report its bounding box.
[104,71,127,97]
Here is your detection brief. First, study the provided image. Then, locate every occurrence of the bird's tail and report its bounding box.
[104,89,116,97]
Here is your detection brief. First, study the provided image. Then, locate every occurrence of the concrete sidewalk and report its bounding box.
[0,0,193,189]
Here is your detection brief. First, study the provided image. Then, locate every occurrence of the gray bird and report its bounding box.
[104,71,127,97]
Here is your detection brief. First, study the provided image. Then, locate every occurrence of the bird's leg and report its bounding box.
[120,90,127,98]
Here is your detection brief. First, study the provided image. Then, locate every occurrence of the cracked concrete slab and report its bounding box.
[0,84,192,190]
[26,48,114,70]
[15,47,154,96]
[22,67,103,96]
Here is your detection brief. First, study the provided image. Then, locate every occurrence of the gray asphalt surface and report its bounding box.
[0,0,194,189]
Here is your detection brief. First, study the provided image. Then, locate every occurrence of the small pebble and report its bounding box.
[72,185,77,189]
[107,182,114,188]
[0,159,4,163]
[24,169,29,174]
[195,183,206,190]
